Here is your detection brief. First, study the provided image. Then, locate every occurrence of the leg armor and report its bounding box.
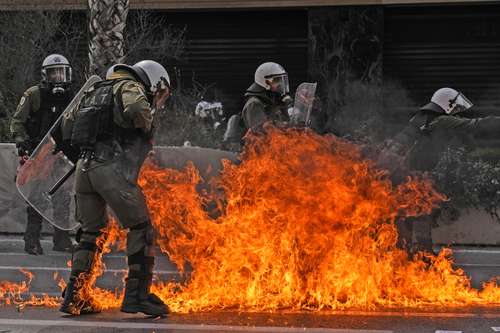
[60,230,102,315]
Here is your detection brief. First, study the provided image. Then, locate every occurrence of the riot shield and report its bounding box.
[289,82,317,127]
[16,75,102,230]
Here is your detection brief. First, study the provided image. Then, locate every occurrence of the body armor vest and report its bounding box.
[71,79,142,150]
[71,80,117,149]
[26,86,72,145]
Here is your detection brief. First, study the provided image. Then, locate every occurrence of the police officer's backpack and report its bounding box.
[71,80,117,149]
[223,113,246,144]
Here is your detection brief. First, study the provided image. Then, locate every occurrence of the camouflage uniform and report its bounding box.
[392,110,500,253]
[60,69,166,315]
[10,85,73,254]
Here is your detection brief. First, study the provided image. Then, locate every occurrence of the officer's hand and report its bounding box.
[153,87,171,112]
[52,140,69,155]
[52,140,79,163]
[52,142,62,155]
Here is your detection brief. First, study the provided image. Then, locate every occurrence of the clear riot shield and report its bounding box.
[289,82,317,127]
[16,75,102,230]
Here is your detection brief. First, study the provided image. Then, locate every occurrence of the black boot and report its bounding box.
[122,225,168,316]
[121,276,168,316]
[60,239,101,315]
[52,227,74,252]
[60,276,101,315]
[24,207,43,255]
[121,254,168,316]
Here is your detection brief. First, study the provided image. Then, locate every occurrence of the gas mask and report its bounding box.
[43,65,72,95]
[266,74,292,105]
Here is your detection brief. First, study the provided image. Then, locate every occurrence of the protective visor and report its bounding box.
[447,92,473,114]
[266,74,290,96]
[44,65,72,84]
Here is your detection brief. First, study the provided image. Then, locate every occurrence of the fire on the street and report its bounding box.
[0,269,60,308]
[1,127,499,312]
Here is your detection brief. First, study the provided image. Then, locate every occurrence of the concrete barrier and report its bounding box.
[1,143,499,245]
[0,144,26,233]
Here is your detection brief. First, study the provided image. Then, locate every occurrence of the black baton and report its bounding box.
[48,165,76,196]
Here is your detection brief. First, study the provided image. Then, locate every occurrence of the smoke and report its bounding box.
[321,78,417,145]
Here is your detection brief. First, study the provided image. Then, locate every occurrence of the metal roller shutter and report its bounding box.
[384,5,500,117]
[161,10,309,113]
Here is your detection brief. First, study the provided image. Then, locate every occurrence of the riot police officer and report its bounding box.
[385,87,500,254]
[59,60,171,316]
[10,54,74,255]
[223,62,293,149]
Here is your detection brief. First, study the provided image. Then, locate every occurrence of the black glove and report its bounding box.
[15,141,31,157]
[53,140,80,164]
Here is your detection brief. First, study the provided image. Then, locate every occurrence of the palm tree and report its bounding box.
[87,0,129,77]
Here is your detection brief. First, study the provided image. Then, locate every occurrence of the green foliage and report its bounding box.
[432,147,500,221]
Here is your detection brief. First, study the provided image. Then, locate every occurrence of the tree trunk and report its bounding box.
[87,0,129,77]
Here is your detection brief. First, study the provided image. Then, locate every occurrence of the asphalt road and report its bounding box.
[1,235,499,333]
[0,306,499,333]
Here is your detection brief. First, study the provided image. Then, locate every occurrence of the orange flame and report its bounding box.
[0,222,127,311]
[0,271,30,306]
[0,269,60,308]
[69,219,127,314]
[2,127,499,312]
[140,127,499,312]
